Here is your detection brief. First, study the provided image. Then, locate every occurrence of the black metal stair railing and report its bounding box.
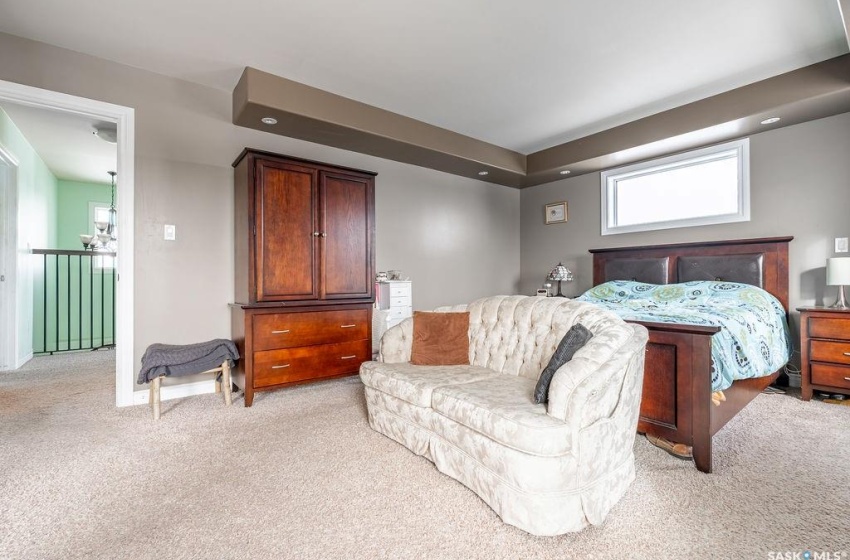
[32,249,117,354]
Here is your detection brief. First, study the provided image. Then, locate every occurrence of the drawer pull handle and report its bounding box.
[340,324,357,328]
[271,330,290,334]
[340,355,357,360]
[271,364,290,369]
[843,352,850,357]
[845,377,850,382]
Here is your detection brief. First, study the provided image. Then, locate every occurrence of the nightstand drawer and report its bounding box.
[808,317,850,341]
[809,340,850,365]
[387,306,412,320]
[389,296,411,307]
[811,363,850,390]
[390,284,411,297]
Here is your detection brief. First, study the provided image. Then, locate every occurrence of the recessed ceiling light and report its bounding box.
[560,170,571,175]
[760,117,780,125]
[478,171,489,176]
[261,117,278,125]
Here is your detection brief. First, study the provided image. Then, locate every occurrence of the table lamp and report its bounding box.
[827,257,850,309]
[546,263,573,298]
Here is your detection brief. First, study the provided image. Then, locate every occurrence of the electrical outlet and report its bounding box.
[164,224,176,241]
[836,237,848,253]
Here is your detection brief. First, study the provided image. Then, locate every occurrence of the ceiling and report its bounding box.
[0,102,117,185]
[0,0,846,155]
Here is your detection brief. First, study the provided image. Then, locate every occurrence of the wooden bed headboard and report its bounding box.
[589,236,793,312]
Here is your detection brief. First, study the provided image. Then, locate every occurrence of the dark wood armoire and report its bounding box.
[231,149,375,406]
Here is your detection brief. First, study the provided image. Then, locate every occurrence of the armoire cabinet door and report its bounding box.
[320,171,374,300]
[255,160,319,301]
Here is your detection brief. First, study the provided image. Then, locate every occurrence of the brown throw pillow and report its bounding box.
[410,311,470,366]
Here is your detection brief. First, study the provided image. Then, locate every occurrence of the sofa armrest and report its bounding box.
[377,317,415,363]
[547,324,648,429]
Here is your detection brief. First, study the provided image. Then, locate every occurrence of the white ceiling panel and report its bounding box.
[0,0,846,152]
[0,102,117,185]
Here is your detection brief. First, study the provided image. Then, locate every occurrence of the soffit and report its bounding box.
[234,54,850,188]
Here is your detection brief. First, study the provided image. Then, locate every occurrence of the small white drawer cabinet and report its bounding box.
[377,281,413,328]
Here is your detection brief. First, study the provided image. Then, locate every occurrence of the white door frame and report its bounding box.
[0,144,19,371]
[0,79,136,407]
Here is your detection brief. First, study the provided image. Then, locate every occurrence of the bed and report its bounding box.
[583,236,793,473]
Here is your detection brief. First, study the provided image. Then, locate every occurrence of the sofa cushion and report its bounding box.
[432,376,573,457]
[410,311,470,366]
[533,323,593,404]
[359,361,498,408]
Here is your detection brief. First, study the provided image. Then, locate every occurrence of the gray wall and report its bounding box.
[0,32,520,381]
[521,111,850,361]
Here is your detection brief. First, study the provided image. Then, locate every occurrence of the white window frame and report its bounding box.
[600,139,750,236]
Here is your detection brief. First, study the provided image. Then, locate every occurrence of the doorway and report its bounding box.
[0,146,18,371]
[0,79,136,407]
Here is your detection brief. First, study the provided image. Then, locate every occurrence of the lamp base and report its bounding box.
[553,280,567,298]
[830,285,849,309]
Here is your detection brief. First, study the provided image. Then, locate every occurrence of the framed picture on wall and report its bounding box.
[545,201,568,225]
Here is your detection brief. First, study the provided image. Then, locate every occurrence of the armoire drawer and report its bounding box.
[253,339,371,388]
[253,309,369,351]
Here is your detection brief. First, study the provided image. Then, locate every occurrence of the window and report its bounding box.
[601,139,749,235]
[93,206,111,226]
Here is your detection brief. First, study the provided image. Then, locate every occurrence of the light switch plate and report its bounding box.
[836,237,848,253]
[164,224,176,241]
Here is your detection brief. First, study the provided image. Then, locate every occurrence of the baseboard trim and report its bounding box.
[131,378,217,406]
[13,351,33,370]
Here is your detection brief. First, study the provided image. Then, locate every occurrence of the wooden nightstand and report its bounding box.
[797,307,850,401]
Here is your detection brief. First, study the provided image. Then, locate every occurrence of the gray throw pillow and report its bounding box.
[533,323,593,404]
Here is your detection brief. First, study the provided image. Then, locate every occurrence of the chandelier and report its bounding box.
[80,171,117,252]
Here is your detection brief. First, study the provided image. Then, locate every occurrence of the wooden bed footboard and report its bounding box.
[590,236,794,474]
[635,321,717,472]
[635,320,782,473]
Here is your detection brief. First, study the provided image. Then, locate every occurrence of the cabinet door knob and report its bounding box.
[271,330,290,334]
[313,232,320,237]
[271,364,291,369]
[320,232,327,238]
[340,324,356,328]
[340,355,357,360]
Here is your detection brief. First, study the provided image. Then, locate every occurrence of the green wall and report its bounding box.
[57,179,112,249]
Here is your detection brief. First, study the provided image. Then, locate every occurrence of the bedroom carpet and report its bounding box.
[1,351,848,560]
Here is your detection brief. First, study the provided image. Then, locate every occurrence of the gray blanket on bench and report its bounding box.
[138,339,240,384]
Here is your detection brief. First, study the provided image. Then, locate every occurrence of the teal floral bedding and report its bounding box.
[576,280,791,392]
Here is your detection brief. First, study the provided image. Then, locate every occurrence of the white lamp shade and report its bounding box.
[826,257,850,286]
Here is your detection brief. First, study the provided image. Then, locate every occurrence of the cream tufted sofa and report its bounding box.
[359,295,648,536]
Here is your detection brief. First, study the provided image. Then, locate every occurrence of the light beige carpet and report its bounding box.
[1,351,848,560]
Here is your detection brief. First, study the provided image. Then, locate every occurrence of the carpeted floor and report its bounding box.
[1,351,848,560]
